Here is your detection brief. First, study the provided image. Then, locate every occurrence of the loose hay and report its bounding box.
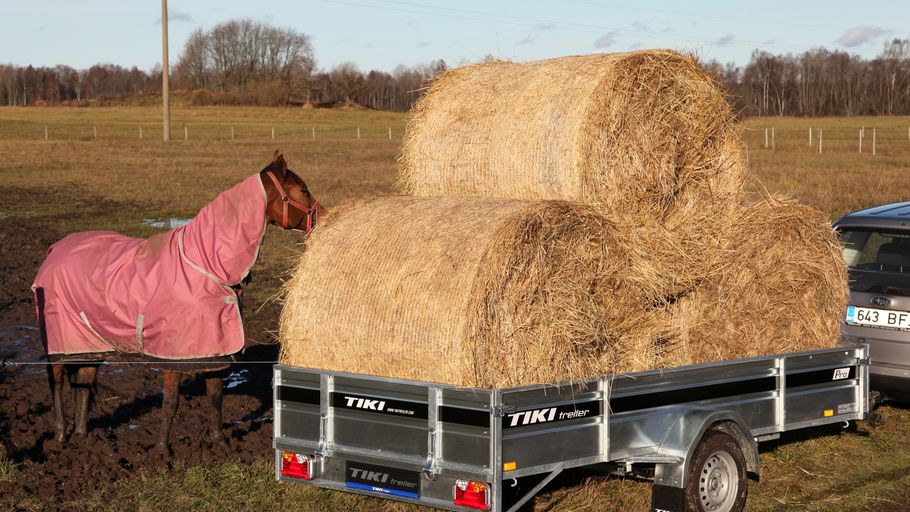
[279,196,643,387]
[398,50,745,293]
[652,195,849,366]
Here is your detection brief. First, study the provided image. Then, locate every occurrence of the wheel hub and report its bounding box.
[699,450,738,511]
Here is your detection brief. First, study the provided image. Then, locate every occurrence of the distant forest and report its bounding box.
[1,19,908,117]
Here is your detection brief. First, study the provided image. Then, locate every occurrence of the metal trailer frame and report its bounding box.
[273,344,869,512]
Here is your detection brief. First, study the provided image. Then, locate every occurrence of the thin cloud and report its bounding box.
[516,34,535,46]
[154,10,194,25]
[837,25,888,47]
[594,31,618,49]
[534,23,555,31]
[631,20,648,31]
[715,34,735,47]
[417,41,430,48]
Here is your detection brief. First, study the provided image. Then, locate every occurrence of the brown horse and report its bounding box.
[37,152,322,457]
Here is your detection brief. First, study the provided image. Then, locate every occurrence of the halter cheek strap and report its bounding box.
[266,171,318,233]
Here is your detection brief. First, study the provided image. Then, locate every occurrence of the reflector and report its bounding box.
[280,451,312,480]
[453,479,489,510]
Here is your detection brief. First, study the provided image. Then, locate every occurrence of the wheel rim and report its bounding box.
[698,449,738,512]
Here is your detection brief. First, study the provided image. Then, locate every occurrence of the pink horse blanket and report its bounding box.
[33,174,267,359]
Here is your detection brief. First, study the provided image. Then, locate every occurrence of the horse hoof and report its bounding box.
[152,443,173,462]
[209,433,229,448]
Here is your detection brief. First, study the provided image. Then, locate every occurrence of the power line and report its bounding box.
[560,0,854,31]
[318,0,836,53]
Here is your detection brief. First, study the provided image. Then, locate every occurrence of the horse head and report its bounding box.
[260,151,325,233]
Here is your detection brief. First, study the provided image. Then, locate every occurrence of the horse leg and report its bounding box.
[205,371,227,446]
[72,365,98,435]
[155,370,181,459]
[46,363,66,443]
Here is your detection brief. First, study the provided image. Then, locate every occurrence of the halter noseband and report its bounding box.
[265,171,318,233]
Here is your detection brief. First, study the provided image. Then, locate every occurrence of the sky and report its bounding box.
[1,0,908,73]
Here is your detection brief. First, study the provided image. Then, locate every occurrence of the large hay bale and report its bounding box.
[278,196,661,387]
[399,50,744,294]
[653,196,849,366]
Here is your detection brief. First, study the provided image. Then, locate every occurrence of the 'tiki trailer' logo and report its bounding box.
[344,396,386,411]
[504,401,602,428]
[330,392,430,419]
[349,467,390,483]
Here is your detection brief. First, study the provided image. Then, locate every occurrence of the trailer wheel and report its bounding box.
[684,430,748,512]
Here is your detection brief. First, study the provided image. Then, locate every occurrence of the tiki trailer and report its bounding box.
[272,344,869,512]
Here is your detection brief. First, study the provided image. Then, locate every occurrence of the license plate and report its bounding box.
[345,461,420,499]
[846,306,910,330]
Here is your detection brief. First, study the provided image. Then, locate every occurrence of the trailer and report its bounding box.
[273,344,869,512]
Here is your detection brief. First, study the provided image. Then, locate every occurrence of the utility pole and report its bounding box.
[161,0,170,141]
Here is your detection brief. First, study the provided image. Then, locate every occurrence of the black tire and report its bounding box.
[684,430,748,512]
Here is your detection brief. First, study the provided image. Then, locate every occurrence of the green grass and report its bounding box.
[2,107,910,511]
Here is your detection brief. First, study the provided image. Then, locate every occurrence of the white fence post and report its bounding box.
[764,128,768,148]
[809,127,812,146]
[93,126,97,141]
[873,128,876,156]
[819,129,823,153]
[771,127,775,150]
[357,127,361,140]
[184,126,188,140]
[44,126,48,141]
[140,126,143,140]
[388,127,392,140]
[271,127,275,141]
[859,129,862,153]
[231,126,234,140]
[312,127,315,140]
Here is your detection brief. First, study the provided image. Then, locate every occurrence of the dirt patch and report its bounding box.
[0,187,282,508]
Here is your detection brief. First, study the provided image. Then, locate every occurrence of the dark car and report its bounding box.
[835,202,910,402]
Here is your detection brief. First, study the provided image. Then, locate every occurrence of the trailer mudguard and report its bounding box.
[652,408,759,488]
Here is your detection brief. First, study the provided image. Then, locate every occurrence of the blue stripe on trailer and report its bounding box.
[345,482,419,499]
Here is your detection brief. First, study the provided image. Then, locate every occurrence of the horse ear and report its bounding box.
[271,150,280,163]
[276,154,288,174]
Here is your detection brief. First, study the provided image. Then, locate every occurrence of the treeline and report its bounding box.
[703,38,910,116]
[2,18,907,116]
[0,63,160,106]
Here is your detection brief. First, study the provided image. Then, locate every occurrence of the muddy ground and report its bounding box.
[0,185,280,509]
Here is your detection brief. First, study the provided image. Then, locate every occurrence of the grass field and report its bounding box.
[1,106,910,511]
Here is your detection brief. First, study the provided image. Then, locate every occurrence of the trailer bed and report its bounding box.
[273,344,868,512]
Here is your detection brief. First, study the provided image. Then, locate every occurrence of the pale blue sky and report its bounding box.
[1,1,907,72]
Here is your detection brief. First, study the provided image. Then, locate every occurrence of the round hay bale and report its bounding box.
[278,196,661,387]
[399,50,744,294]
[653,195,849,365]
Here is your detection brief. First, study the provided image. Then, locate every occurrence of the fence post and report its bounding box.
[44,126,48,141]
[184,125,188,140]
[388,127,392,141]
[809,127,812,146]
[873,128,876,156]
[231,126,234,140]
[93,126,97,141]
[859,129,862,153]
[357,127,361,140]
[312,127,315,141]
[140,126,143,140]
[771,127,775,150]
[764,128,768,148]
[819,129,823,153]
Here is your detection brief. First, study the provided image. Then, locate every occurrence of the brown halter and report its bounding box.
[265,171,318,233]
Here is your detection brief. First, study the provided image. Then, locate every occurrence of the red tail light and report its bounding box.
[453,479,490,510]
[280,451,313,480]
